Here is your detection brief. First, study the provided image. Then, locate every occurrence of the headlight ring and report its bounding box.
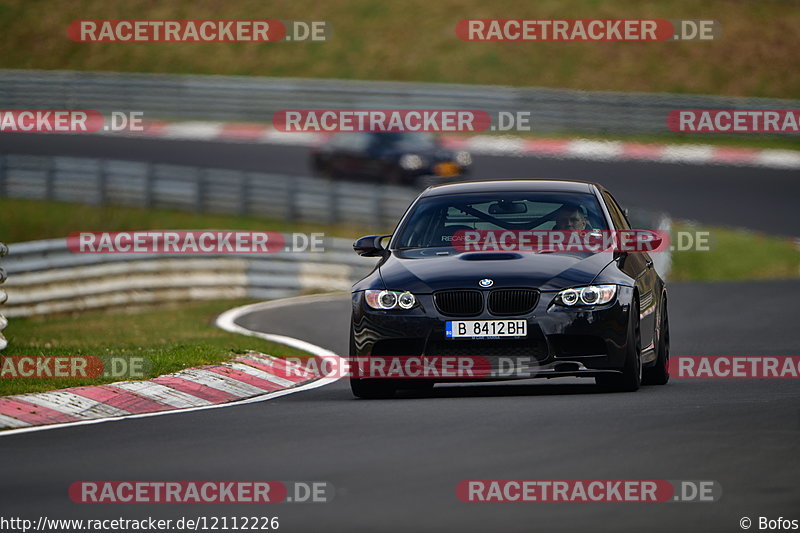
[555,285,617,307]
[365,290,417,310]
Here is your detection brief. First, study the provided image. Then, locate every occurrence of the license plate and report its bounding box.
[445,320,527,338]
[434,162,460,176]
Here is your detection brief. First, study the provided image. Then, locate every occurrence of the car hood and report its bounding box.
[378,249,615,293]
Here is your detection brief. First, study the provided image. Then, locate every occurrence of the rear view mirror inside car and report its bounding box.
[488,201,527,214]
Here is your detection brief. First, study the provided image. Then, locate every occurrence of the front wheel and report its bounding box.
[596,299,642,392]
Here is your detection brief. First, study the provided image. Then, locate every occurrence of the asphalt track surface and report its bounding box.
[1,132,799,236]
[1,134,798,532]
[1,283,799,533]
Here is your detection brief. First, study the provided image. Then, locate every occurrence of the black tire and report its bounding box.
[350,378,396,399]
[348,331,396,398]
[643,299,670,385]
[596,298,642,392]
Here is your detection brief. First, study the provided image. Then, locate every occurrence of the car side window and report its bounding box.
[330,133,370,151]
[602,192,631,231]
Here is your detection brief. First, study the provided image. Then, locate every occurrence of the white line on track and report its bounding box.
[0,293,344,438]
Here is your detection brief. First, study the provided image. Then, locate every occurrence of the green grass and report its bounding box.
[670,224,800,281]
[467,130,800,152]
[0,0,798,99]
[0,299,312,396]
[0,197,382,243]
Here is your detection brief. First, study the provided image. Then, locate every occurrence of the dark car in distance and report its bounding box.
[349,179,669,398]
[310,132,471,186]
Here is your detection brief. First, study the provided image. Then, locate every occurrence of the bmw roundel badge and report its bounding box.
[479,278,494,288]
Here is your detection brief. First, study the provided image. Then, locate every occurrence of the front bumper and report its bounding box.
[350,286,634,382]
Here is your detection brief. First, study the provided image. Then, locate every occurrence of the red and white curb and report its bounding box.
[115,120,800,170]
[0,295,343,436]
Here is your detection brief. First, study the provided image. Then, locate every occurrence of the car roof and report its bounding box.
[419,179,602,197]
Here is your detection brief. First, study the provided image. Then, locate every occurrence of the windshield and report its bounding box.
[392,191,609,249]
[370,132,436,150]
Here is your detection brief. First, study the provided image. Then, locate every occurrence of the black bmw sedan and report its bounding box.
[349,179,670,398]
[310,131,471,185]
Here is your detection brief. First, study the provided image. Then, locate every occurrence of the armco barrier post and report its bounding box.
[0,155,6,197]
[328,180,339,226]
[97,159,108,205]
[286,176,298,223]
[196,168,206,213]
[237,172,248,215]
[0,241,8,351]
[144,163,155,208]
[45,158,55,201]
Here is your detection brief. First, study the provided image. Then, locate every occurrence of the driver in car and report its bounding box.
[554,204,589,231]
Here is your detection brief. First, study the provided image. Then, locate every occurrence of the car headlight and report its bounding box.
[399,154,424,170]
[554,285,617,307]
[455,150,472,166]
[365,290,417,310]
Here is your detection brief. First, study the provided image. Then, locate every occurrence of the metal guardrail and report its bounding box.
[0,154,418,228]
[0,150,671,323]
[2,223,671,319]
[2,237,377,318]
[1,69,798,135]
[0,242,7,350]
[2,224,670,321]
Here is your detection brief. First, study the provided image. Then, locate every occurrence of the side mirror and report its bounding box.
[353,235,390,257]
